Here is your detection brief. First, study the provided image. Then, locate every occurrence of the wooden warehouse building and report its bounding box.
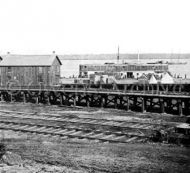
[0,54,62,86]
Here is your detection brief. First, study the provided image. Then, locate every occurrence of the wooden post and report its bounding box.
[47,95,51,105]
[184,100,189,115]
[86,95,90,107]
[178,99,183,116]
[64,95,69,105]
[60,94,63,105]
[77,95,81,105]
[104,95,107,108]
[100,84,102,90]
[119,96,123,108]
[0,93,3,102]
[124,84,127,92]
[10,94,13,102]
[23,93,26,103]
[136,85,139,91]
[126,96,130,111]
[156,84,159,94]
[160,98,165,114]
[99,96,104,108]
[141,97,146,113]
[36,95,39,104]
[114,96,117,109]
[133,97,137,108]
[73,95,77,107]
[179,85,182,93]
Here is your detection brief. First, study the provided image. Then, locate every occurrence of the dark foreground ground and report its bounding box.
[0,102,190,173]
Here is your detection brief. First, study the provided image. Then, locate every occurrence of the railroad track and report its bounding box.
[0,110,170,129]
[0,110,172,144]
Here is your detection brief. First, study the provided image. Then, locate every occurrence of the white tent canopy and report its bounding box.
[160,72,174,84]
[149,74,158,84]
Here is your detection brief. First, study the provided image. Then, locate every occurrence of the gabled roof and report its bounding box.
[0,54,62,66]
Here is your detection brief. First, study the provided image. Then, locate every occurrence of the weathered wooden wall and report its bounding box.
[0,62,60,87]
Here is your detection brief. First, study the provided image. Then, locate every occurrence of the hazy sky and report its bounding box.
[0,0,190,54]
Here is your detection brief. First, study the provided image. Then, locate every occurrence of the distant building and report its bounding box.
[0,54,62,86]
[79,63,168,79]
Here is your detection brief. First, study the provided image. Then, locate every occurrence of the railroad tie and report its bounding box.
[8,124,23,129]
[112,135,126,141]
[101,121,113,125]
[36,127,48,132]
[45,128,60,133]
[54,129,68,134]
[80,132,95,137]
[100,134,115,140]
[17,125,30,130]
[114,121,125,125]
[60,117,70,121]
[89,133,104,139]
[143,125,153,129]
[129,124,141,128]
[37,127,53,133]
[61,136,68,139]
[137,124,150,129]
[69,118,81,123]
[0,124,9,129]
[125,136,138,142]
[60,130,76,135]
[46,117,59,121]
[68,131,82,136]
[84,120,98,124]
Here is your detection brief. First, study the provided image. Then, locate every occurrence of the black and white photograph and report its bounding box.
[0,0,190,172]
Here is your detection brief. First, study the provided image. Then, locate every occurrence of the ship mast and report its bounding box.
[117,46,119,64]
[137,51,140,63]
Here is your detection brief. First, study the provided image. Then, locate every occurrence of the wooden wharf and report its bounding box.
[0,83,190,116]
